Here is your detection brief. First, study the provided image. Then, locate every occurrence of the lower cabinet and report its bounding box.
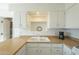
[63,45,72,55]
[25,47,51,55]
[16,43,72,55]
[25,43,51,55]
[38,47,51,55]
[25,47,39,55]
[51,43,63,55]
[16,43,52,55]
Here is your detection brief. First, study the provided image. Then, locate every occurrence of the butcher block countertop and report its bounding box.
[0,36,31,55]
[48,36,79,48]
[0,36,79,55]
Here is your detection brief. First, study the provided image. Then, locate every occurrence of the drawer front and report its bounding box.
[51,48,63,55]
[52,44,63,48]
[52,51,63,55]
[26,43,39,47]
[39,43,51,47]
[39,47,51,55]
[25,47,39,55]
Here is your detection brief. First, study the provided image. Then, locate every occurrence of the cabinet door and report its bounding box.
[25,47,39,55]
[39,43,51,48]
[26,43,39,48]
[63,45,72,55]
[49,12,57,28]
[51,47,63,55]
[39,47,51,55]
[24,43,39,55]
[51,43,63,55]
[52,44,63,48]
[58,11,65,28]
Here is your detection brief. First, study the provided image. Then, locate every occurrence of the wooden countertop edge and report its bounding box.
[0,36,31,55]
[13,42,27,55]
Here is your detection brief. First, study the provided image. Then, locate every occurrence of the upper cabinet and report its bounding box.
[58,11,65,28]
[48,12,58,28]
[48,11,65,28]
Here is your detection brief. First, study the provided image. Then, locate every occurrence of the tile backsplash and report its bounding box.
[66,29,79,39]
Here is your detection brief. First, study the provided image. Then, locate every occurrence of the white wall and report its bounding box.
[65,4,79,39]
[0,3,13,17]
[65,4,79,28]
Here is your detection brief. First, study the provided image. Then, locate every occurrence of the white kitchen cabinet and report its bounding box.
[63,45,72,55]
[16,43,68,55]
[52,48,63,55]
[39,47,51,55]
[51,43,63,55]
[57,11,65,28]
[49,12,58,28]
[16,43,52,55]
[25,47,39,55]
[25,47,51,55]
[26,42,39,48]
[25,43,51,55]
[49,11,65,28]
[38,43,51,55]
[38,43,51,48]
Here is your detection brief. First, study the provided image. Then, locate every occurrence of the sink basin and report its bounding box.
[30,37,50,42]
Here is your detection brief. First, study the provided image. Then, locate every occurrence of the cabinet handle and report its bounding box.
[36,50,38,52]
[56,50,60,51]
[40,50,41,52]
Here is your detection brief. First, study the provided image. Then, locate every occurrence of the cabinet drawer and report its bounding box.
[51,48,63,55]
[25,47,39,55]
[52,51,63,55]
[25,47,51,55]
[26,43,39,47]
[52,48,63,52]
[39,43,51,47]
[52,44,63,48]
[39,47,51,55]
